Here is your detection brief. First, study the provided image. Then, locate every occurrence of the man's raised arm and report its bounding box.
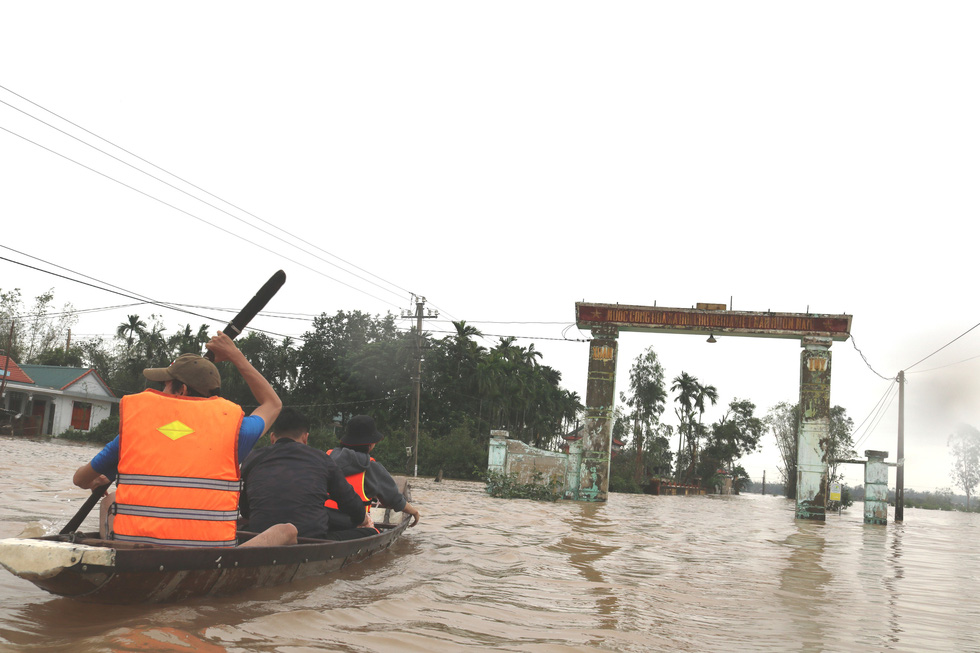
[205,331,282,435]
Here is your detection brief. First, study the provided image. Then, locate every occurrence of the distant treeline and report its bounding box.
[2,290,580,480]
[742,482,976,512]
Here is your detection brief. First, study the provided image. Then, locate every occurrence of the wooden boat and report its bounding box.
[0,479,413,604]
[0,519,411,603]
[0,519,408,604]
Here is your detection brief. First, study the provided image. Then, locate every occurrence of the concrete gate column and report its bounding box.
[796,336,833,520]
[578,326,618,501]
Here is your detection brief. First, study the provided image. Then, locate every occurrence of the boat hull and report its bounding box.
[0,520,408,604]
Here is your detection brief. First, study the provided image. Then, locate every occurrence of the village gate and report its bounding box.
[574,302,852,521]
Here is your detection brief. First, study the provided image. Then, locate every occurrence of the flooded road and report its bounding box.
[1,436,978,652]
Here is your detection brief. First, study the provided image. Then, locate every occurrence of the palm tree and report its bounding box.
[521,343,542,367]
[451,320,483,381]
[692,382,719,477]
[195,324,211,346]
[116,315,147,349]
[140,321,169,365]
[476,353,505,429]
[671,372,698,480]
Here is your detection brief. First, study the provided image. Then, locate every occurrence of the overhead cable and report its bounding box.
[848,332,895,381]
[852,382,898,450]
[0,252,292,340]
[849,381,894,446]
[855,388,898,451]
[0,124,401,310]
[0,84,414,302]
[904,319,980,372]
[908,352,980,374]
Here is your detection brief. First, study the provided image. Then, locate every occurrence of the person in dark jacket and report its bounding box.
[240,408,377,540]
[327,415,421,529]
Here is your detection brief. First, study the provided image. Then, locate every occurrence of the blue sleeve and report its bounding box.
[90,436,120,481]
[238,415,265,461]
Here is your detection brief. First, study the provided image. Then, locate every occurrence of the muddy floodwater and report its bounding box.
[1,436,979,652]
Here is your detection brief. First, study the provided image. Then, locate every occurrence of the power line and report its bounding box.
[262,395,411,410]
[11,302,148,320]
[904,319,980,372]
[848,332,895,381]
[3,247,587,351]
[908,352,980,374]
[406,327,589,343]
[859,388,898,450]
[852,381,898,450]
[0,252,293,340]
[431,318,573,326]
[0,124,402,309]
[849,381,894,447]
[0,84,415,303]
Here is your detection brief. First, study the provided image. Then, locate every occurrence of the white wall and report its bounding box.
[51,397,114,435]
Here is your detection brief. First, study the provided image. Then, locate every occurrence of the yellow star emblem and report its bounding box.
[158,420,195,441]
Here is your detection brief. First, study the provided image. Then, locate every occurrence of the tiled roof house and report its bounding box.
[1,356,117,436]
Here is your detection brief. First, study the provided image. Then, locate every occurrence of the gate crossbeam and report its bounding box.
[574,302,852,520]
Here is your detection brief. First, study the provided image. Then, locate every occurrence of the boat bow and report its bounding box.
[0,538,115,580]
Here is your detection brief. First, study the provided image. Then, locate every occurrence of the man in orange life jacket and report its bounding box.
[240,408,378,540]
[72,331,296,548]
[326,415,421,530]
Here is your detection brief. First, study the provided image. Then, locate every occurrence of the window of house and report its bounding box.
[6,392,25,415]
[71,402,92,431]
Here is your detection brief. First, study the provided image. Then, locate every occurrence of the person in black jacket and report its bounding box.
[327,415,421,529]
[240,408,377,540]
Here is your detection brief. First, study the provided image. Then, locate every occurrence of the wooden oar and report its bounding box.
[60,482,110,535]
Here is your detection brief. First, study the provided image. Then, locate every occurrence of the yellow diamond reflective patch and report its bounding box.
[158,420,195,441]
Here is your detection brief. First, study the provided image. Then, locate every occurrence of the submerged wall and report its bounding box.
[487,430,582,499]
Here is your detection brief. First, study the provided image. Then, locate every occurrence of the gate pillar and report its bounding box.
[578,326,618,501]
[796,337,833,520]
[863,450,890,525]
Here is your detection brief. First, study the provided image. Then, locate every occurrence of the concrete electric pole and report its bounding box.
[402,296,438,477]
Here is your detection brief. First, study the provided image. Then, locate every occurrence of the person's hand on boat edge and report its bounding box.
[404,504,420,527]
[359,512,375,530]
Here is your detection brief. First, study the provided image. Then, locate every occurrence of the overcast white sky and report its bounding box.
[2,3,979,495]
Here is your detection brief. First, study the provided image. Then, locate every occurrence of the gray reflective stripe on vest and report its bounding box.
[115,503,239,521]
[117,473,241,492]
[113,533,237,547]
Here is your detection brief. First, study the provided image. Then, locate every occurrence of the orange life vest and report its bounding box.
[324,449,373,510]
[112,389,244,547]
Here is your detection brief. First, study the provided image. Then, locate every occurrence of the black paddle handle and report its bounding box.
[60,482,110,535]
[204,270,287,361]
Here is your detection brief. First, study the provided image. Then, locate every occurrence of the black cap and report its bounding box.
[341,415,384,446]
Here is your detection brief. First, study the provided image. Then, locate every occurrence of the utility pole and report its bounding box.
[402,296,438,477]
[0,324,13,401]
[762,470,766,496]
[895,370,905,522]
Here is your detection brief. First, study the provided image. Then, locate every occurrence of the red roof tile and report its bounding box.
[0,356,34,384]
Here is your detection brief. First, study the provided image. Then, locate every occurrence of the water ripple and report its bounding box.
[2,439,980,651]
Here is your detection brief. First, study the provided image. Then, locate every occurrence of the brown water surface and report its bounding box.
[1,436,978,652]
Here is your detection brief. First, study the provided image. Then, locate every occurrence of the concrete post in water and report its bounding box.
[864,450,890,525]
[487,430,509,475]
[566,441,583,499]
[578,326,618,501]
[796,336,833,521]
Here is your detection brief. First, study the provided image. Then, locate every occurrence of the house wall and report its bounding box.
[3,376,115,436]
[50,396,113,435]
[51,373,116,435]
[70,373,114,399]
